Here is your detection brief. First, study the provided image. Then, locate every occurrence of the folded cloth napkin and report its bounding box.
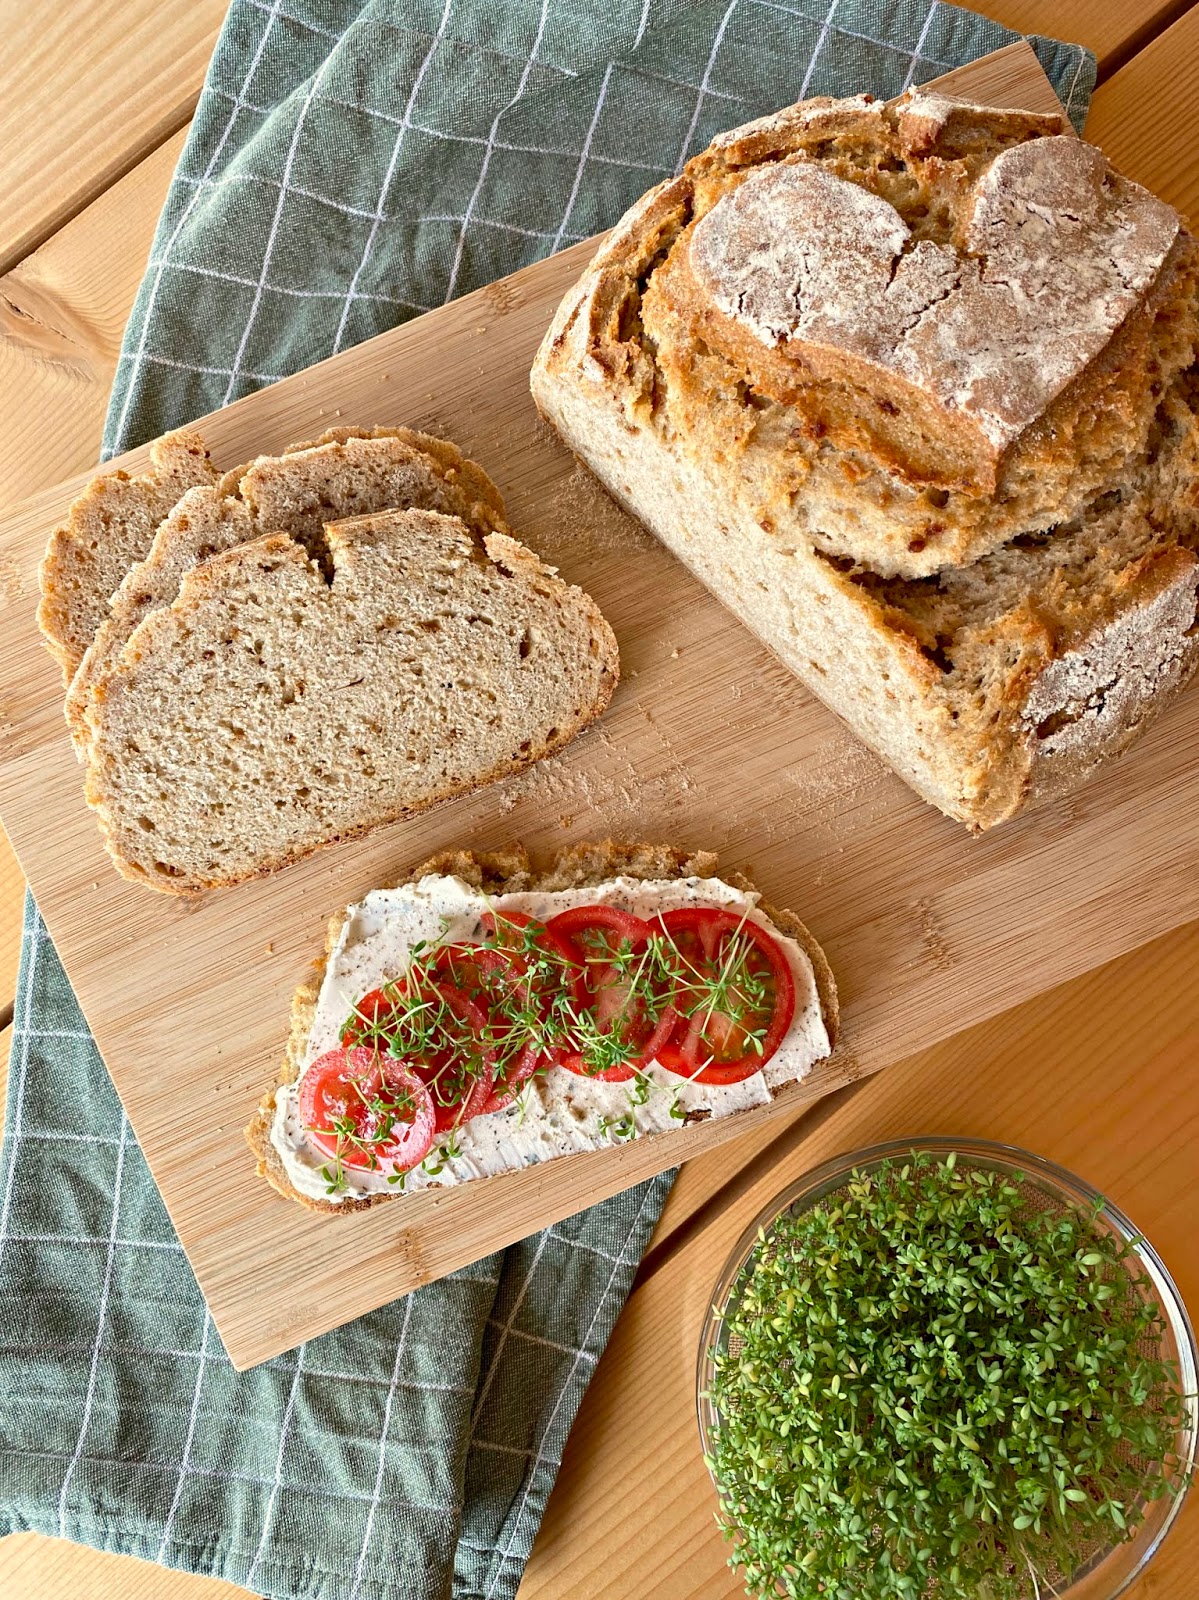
[0,5,1093,1598]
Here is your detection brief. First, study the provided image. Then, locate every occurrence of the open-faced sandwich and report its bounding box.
[247,841,837,1211]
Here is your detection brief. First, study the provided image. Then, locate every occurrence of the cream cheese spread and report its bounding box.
[270,874,831,1203]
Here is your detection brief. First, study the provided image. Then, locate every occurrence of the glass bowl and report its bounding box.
[697,1137,1197,1600]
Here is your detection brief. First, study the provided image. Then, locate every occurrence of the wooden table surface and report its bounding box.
[0,2,1196,1595]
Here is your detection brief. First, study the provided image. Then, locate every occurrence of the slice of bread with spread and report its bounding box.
[38,429,218,681]
[83,511,619,892]
[246,840,838,1213]
[64,427,508,752]
[531,89,1199,829]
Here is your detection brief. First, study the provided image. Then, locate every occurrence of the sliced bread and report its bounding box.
[83,510,619,892]
[37,429,217,680]
[65,428,509,749]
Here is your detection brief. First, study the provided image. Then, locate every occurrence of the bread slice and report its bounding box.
[83,510,619,892]
[532,90,1199,830]
[37,430,218,680]
[65,427,509,751]
[245,839,839,1213]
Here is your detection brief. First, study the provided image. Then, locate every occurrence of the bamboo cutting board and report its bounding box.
[1,44,1195,1371]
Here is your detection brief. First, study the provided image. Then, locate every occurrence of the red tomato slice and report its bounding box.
[299,1047,435,1172]
[401,971,495,1131]
[432,928,553,1075]
[342,973,494,1132]
[478,1042,541,1115]
[431,942,523,1008]
[545,904,653,948]
[480,907,538,951]
[341,986,399,1048]
[545,906,675,1081]
[651,908,795,1084]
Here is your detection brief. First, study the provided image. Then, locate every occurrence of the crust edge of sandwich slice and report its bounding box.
[245,839,839,1213]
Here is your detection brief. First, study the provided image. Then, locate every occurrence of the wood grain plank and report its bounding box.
[522,3,1199,1265]
[7,43,1199,1373]
[1084,3,1199,222]
[0,0,228,275]
[0,834,21,1018]
[980,0,1197,77]
[0,1535,245,1600]
[0,10,1193,1600]
[0,1,1184,519]
[520,916,1199,1600]
[0,132,187,513]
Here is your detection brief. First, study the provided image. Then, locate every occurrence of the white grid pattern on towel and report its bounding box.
[482,1178,661,1596]
[107,0,1092,437]
[1,902,649,1591]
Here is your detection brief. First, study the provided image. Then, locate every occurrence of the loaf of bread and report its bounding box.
[532,89,1199,829]
[38,429,218,680]
[65,427,507,750]
[83,510,618,892]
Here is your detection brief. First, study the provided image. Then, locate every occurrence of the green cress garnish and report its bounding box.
[705,1153,1190,1600]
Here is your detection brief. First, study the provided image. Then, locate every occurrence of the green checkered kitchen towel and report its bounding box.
[0,4,1094,1598]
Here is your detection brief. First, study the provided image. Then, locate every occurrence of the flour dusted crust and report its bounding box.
[689,137,1178,459]
[245,840,838,1214]
[532,88,1199,830]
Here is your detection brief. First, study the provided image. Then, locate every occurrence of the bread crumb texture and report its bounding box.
[83,506,617,893]
[62,427,509,749]
[37,431,218,680]
[532,89,1199,828]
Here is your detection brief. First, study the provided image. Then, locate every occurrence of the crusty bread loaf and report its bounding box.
[65,427,509,751]
[245,839,839,1213]
[83,509,619,892]
[37,430,218,680]
[532,88,1199,830]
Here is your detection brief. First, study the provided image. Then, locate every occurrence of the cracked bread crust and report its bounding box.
[532,89,1199,830]
[545,87,1198,581]
[245,840,838,1214]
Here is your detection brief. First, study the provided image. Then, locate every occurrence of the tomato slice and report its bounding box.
[299,1047,435,1172]
[341,973,494,1132]
[480,907,538,951]
[404,971,495,1131]
[546,904,654,948]
[478,1042,541,1115]
[545,906,677,1081]
[650,908,795,1085]
[341,986,399,1049]
[435,915,564,1096]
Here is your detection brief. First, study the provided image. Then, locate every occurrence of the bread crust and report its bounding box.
[245,839,838,1213]
[37,430,217,681]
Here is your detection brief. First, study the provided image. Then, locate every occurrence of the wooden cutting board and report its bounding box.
[2,43,1194,1372]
